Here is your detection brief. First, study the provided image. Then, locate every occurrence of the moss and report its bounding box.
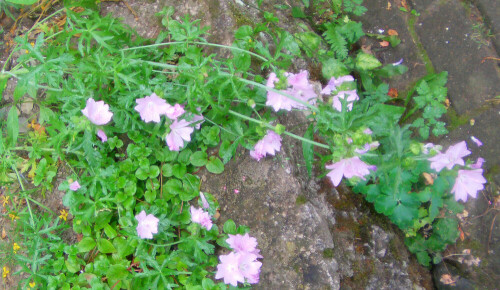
[406,15,435,74]
[295,194,307,206]
[322,248,334,259]
[227,1,254,28]
[445,106,470,131]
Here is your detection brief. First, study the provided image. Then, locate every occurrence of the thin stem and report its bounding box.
[222,72,320,112]
[142,239,185,247]
[12,165,35,227]
[228,110,329,149]
[121,41,269,62]
[11,146,85,156]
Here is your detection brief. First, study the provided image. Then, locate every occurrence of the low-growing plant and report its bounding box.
[0,0,488,288]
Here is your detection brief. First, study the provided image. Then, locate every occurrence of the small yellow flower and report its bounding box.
[2,266,9,279]
[13,243,20,254]
[59,209,68,221]
[1,195,9,207]
[9,213,19,221]
[29,281,36,288]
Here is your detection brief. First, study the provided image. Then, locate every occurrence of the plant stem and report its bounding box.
[121,41,269,62]
[11,146,85,156]
[12,165,35,227]
[228,110,329,149]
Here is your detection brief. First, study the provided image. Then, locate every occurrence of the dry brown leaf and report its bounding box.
[379,40,390,47]
[440,274,456,286]
[388,29,399,36]
[400,0,409,10]
[361,44,373,55]
[1,228,6,239]
[445,98,450,109]
[386,1,392,10]
[388,88,399,98]
[459,226,465,241]
[422,172,434,185]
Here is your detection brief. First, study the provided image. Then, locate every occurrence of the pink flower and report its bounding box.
[321,75,355,95]
[215,252,262,287]
[471,157,485,169]
[332,90,359,112]
[166,119,194,151]
[135,210,159,239]
[190,113,204,129]
[392,58,404,66]
[237,252,262,284]
[164,103,185,120]
[451,169,487,202]
[363,128,373,135]
[81,98,113,125]
[69,181,81,191]
[265,71,316,112]
[97,130,107,142]
[325,156,375,187]
[250,130,282,161]
[234,189,240,194]
[199,192,209,209]
[285,70,317,106]
[215,252,246,287]
[227,233,258,254]
[190,207,212,230]
[470,136,483,147]
[428,141,471,172]
[354,141,379,155]
[135,93,170,123]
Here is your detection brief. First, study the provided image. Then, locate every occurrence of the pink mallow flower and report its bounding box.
[166,119,195,151]
[164,103,185,120]
[451,169,487,202]
[81,98,113,125]
[326,156,375,187]
[332,90,359,112]
[97,130,107,142]
[265,71,316,112]
[135,93,170,123]
[321,75,355,95]
[250,130,282,161]
[428,141,471,172]
[199,192,209,209]
[227,233,257,253]
[215,252,262,287]
[190,207,212,230]
[135,210,159,239]
[69,181,81,191]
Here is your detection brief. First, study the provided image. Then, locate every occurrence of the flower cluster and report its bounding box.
[215,233,262,287]
[321,75,358,112]
[250,130,282,161]
[265,71,316,112]
[427,140,487,202]
[81,93,204,151]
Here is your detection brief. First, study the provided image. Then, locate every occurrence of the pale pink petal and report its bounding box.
[69,181,81,191]
[81,98,113,125]
[135,210,159,239]
[97,130,107,142]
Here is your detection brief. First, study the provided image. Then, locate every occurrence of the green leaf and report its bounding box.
[7,106,19,146]
[106,264,129,280]
[103,224,117,239]
[190,151,208,167]
[206,156,224,174]
[145,190,156,203]
[162,163,173,177]
[172,163,187,179]
[0,78,8,101]
[292,6,307,18]
[416,251,431,267]
[65,256,81,273]
[234,25,253,39]
[374,194,397,215]
[321,58,349,79]
[356,52,382,70]
[6,0,38,5]
[302,124,314,177]
[165,179,184,197]
[219,139,239,164]
[77,237,96,253]
[97,239,116,254]
[391,204,418,229]
[223,219,237,235]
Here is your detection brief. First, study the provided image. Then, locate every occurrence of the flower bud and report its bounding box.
[274,124,286,135]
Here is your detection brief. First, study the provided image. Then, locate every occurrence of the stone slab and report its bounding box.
[412,0,500,114]
[474,0,500,52]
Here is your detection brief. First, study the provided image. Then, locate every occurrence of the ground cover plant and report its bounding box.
[0,0,488,288]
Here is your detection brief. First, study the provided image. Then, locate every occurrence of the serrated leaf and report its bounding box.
[190,151,208,167]
[356,52,382,70]
[97,238,116,254]
[206,156,224,174]
[77,237,96,253]
[223,219,236,235]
